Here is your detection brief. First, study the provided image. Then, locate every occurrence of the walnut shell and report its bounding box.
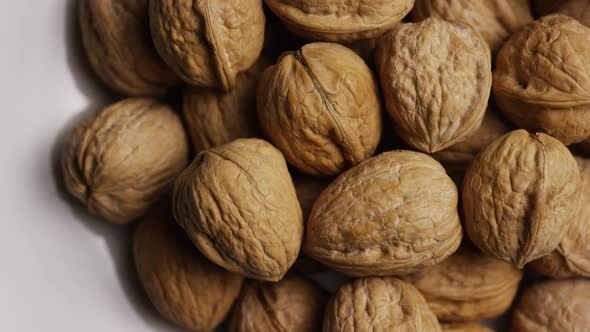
[257,43,382,177]
[512,280,590,331]
[530,157,590,279]
[323,277,442,332]
[558,0,590,26]
[441,323,494,332]
[462,130,581,268]
[149,0,265,90]
[533,0,569,17]
[493,15,590,145]
[228,275,328,331]
[134,203,243,332]
[304,150,462,276]
[403,246,523,321]
[172,138,303,281]
[264,0,415,42]
[62,98,189,224]
[79,0,177,96]
[376,18,492,153]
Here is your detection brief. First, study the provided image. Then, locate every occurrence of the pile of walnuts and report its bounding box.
[63,0,590,331]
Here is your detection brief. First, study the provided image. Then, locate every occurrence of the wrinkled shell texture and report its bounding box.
[79,0,177,96]
[531,157,590,279]
[229,276,328,332]
[441,323,494,332]
[134,204,243,332]
[173,139,303,281]
[258,43,382,177]
[293,174,331,221]
[264,0,415,42]
[183,57,269,152]
[462,130,581,268]
[376,18,492,153]
[411,0,533,55]
[305,150,462,276]
[533,0,568,16]
[558,0,590,26]
[493,15,590,145]
[149,0,265,90]
[403,246,523,321]
[512,280,590,332]
[62,98,189,224]
[323,277,441,332]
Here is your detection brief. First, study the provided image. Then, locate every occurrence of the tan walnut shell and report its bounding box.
[257,43,382,177]
[558,0,590,26]
[172,138,303,281]
[228,275,328,332]
[149,0,265,90]
[462,130,581,268]
[182,57,270,153]
[264,0,415,42]
[304,150,463,276]
[376,17,492,153]
[134,203,243,332]
[79,0,177,96]
[512,280,590,332]
[493,15,590,145]
[411,0,533,55]
[530,157,590,279]
[403,245,523,321]
[323,277,442,332]
[62,98,189,224]
[441,323,494,332]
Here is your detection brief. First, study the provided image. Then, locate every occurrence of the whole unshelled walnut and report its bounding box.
[173,138,303,281]
[558,0,590,26]
[323,277,442,332]
[512,280,590,331]
[462,130,581,268]
[79,0,177,96]
[442,323,493,332]
[376,17,492,153]
[257,43,382,176]
[493,15,590,145]
[264,0,415,42]
[305,150,462,276]
[134,203,243,332]
[62,98,189,224]
[149,0,265,90]
[228,275,328,332]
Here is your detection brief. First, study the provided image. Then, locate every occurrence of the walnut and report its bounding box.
[411,0,533,55]
[149,0,265,90]
[228,275,328,331]
[304,150,462,276]
[403,245,523,321]
[264,0,415,42]
[323,277,442,332]
[376,18,492,153]
[441,323,494,332]
[133,203,243,331]
[493,15,590,145]
[172,138,303,281]
[533,0,569,17]
[462,130,581,268]
[512,280,590,331]
[558,0,590,26]
[257,43,382,176]
[79,0,177,96]
[62,98,189,224]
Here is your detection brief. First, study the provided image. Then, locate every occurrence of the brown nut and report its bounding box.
[172,138,303,281]
[411,0,533,55]
[228,275,328,331]
[264,0,415,42]
[441,323,494,332]
[134,203,243,332]
[402,246,523,321]
[62,98,189,224]
[462,130,581,268]
[533,0,569,17]
[376,18,492,153]
[79,0,177,96]
[149,0,265,90]
[493,15,590,145]
[558,0,590,26]
[304,150,462,276]
[512,280,590,331]
[530,157,590,279]
[257,43,382,177]
[323,277,442,332]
